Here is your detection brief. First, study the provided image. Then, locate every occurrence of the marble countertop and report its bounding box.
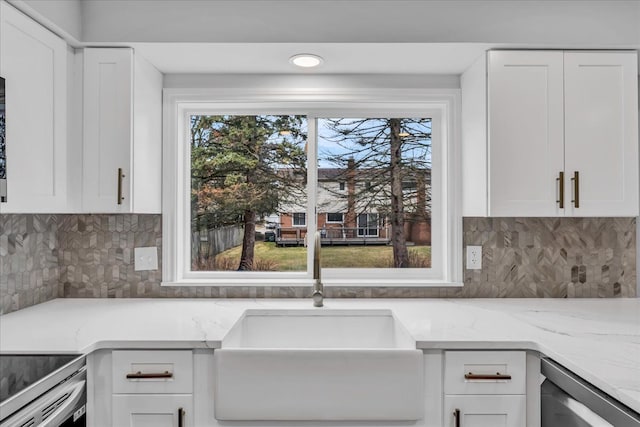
[1,298,639,412]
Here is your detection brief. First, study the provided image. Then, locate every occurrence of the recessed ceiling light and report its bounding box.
[289,54,323,68]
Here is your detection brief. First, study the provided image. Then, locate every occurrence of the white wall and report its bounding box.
[80,0,640,45]
[163,74,460,90]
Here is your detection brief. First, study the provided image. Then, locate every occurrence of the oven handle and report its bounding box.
[40,379,85,427]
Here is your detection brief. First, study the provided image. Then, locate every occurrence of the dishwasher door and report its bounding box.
[541,379,613,427]
[541,358,640,427]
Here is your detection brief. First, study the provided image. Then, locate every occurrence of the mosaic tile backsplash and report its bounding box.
[1,215,59,315]
[0,214,636,315]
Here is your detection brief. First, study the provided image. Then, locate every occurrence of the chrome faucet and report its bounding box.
[312,231,323,307]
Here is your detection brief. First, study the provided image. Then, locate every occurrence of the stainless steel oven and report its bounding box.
[541,357,640,427]
[0,355,86,427]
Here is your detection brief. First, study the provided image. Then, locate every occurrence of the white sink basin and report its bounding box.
[214,309,424,421]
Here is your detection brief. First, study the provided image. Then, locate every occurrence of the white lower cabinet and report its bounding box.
[444,395,526,427]
[88,350,195,427]
[90,348,536,427]
[112,394,193,427]
[444,351,529,427]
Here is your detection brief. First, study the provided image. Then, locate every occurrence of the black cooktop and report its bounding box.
[0,354,78,402]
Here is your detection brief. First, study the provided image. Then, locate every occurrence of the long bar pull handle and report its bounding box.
[454,408,461,427]
[465,372,512,380]
[556,171,564,208]
[126,370,173,379]
[571,171,579,208]
[117,168,125,205]
[178,407,185,427]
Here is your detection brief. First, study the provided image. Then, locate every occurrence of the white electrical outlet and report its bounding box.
[134,247,158,271]
[466,245,482,270]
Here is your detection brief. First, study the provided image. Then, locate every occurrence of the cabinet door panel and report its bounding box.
[488,51,565,216]
[0,3,68,212]
[444,395,526,427]
[82,48,132,212]
[564,52,638,216]
[112,394,192,427]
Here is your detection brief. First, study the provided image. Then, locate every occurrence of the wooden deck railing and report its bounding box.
[275,226,391,246]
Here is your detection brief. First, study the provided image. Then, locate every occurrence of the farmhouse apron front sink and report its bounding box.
[213,309,424,421]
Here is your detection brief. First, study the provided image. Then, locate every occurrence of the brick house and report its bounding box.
[276,159,431,246]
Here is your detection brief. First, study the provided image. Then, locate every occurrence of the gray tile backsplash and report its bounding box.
[0,214,636,315]
[0,215,60,315]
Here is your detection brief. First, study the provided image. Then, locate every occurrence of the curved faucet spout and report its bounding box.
[313,231,323,307]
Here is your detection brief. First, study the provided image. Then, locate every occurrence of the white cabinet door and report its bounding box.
[564,51,638,216]
[488,51,565,216]
[112,395,193,427]
[444,395,526,427]
[0,3,68,212]
[82,48,133,212]
[81,47,162,213]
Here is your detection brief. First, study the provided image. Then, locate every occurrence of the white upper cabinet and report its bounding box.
[563,52,639,216]
[0,2,70,212]
[487,51,565,217]
[82,48,162,213]
[483,50,638,217]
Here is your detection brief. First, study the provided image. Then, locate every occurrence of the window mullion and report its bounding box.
[306,115,319,279]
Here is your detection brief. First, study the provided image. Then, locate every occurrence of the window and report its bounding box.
[357,213,379,237]
[189,114,307,272]
[326,212,344,223]
[317,117,432,269]
[163,88,462,286]
[292,212,306,226]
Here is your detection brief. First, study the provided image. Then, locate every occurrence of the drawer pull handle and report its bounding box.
[454,408,461,427]
[465,372,512,380]
[178,407,185,427]
[126,370,173,379]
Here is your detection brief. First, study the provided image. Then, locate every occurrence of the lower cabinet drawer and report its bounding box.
[112,394,193,427]
[112,350,193,394]
[444,395,526,427]
[445,351,526,395]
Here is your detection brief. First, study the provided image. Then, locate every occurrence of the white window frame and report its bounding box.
[292,212,306,227]
[163,88,462,287]
[326,212,344,224]
[357,213,380,237]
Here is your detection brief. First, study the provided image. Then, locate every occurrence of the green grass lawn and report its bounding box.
[206,242,431,271]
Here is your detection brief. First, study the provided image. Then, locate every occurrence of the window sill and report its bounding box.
[161,279,463,288]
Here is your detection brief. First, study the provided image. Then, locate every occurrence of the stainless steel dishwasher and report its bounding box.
[541,358,640,427]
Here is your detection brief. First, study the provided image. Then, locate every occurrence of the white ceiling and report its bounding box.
[12,0,640,75]
[133,43,494,74]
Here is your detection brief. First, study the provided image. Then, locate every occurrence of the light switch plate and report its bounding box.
[466,245,482,270]
[134,247,158,271]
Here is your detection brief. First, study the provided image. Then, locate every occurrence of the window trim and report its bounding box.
[162,88,462,287]
[325,212,344,224]
[291,212,307,227]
